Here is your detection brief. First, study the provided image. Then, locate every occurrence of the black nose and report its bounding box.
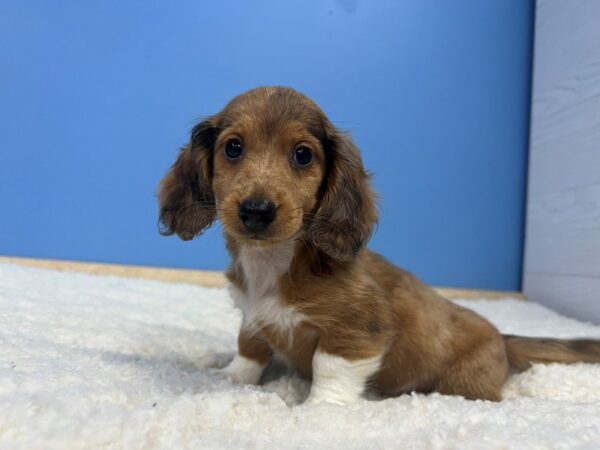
[238,198,277,233]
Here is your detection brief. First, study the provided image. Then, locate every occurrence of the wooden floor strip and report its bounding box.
[0,255,525,299]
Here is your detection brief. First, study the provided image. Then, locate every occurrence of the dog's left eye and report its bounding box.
[293,146,313,167]
[224,139,244,160]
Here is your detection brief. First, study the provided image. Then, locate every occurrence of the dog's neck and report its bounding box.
[225,235,344,297]
[234,240,296,300]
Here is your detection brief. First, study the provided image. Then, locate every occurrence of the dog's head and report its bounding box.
[158,87,377,261]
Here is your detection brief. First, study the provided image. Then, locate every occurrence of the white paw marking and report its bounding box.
[305,350,382,405]
[221,354,266,385]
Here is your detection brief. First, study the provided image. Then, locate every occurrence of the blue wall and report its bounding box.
[0,0,533,290]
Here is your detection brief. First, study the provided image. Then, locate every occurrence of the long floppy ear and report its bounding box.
[306,126,378,261]
[158,120,219,241]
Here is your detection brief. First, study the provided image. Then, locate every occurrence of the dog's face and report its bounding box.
[159,87,377,261]
[211,90,326,244]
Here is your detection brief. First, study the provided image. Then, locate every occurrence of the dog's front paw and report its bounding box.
[220,354,266,385]
[304,395,345,406]
[304,388,358,406]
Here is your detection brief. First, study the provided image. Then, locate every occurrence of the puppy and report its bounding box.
[159,87,600,404]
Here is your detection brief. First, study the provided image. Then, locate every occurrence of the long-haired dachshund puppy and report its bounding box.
[159,87,600,405]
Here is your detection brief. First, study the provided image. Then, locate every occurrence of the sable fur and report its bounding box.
[159,86,600,402]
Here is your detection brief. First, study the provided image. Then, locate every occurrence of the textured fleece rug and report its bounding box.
[1,263,600,449]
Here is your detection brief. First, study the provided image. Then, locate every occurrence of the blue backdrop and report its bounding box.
[0,0,533,290]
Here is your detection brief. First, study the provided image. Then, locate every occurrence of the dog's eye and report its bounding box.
[293,146,313,167]
[224,139,244,160]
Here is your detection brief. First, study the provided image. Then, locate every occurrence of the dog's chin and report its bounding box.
[225,226,300,247]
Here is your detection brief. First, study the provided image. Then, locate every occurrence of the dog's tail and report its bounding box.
[503,334,600,373]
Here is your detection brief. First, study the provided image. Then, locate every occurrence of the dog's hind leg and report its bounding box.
[435,337,509,402]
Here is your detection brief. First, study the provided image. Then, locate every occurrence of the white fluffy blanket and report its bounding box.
[1,263,600,449]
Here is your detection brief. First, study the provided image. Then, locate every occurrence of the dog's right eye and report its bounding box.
[224,139,244,160]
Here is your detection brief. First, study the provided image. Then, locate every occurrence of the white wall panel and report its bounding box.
[524,0,600,323]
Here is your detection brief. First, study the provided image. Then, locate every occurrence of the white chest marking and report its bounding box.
[230,242,306,336]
